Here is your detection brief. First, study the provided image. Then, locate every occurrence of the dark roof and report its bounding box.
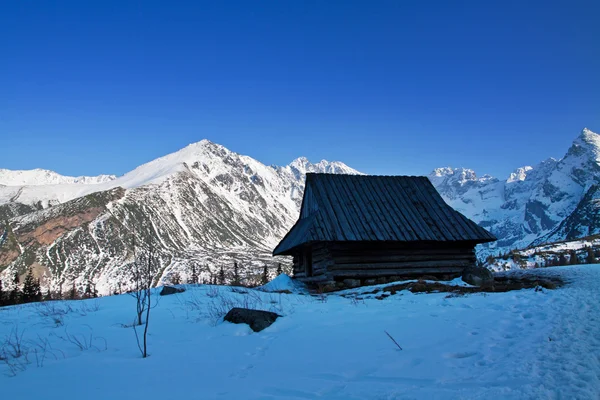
[273,173,496,255]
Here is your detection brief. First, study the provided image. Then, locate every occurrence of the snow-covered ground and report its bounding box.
[1,266,599,399]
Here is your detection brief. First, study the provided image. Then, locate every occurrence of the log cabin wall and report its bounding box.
[292,243,334,281]
[293,241,477,282]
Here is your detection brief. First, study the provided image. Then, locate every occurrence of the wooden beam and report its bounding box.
[329,259,473,270]
[330,267,464,278]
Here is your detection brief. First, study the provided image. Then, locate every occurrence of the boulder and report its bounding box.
[159,286,186,296]
[461,266,494,287]
[224,308,281,332]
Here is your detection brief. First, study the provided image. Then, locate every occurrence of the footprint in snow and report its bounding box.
[445,351,478,359]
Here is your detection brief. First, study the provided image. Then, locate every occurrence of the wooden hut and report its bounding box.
[273,174,496,282]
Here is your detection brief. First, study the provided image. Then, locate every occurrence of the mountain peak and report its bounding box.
[288,157,360,176]
[567,127,600,163]
[506,166,534,183]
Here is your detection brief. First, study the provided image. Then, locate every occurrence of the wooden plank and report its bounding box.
[330,267,465,278]
[311,177,347,240]
[370,176,416,241]
[332,254,475,264]
[401,178,451,241]
[343,176,378,240]
[329,259,473,270]
[333,175,373,240]
[364,176,408,240]
[362,176,402,240]
[421,180,482,240]
[354,176,392,241]
[383,177,420,240]
[408,177,459,241]
[297,274,332,283]
[344,176,386,241]
[387,178,436,241]
[328,244,475,256]
[326,176,360,241]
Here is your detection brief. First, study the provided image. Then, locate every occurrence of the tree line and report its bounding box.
[165,261,285,288]
[0,268,98,307]
[488,246,599,268]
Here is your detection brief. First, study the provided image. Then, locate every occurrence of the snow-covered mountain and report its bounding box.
[0,169,116,186]
[432,128,600,255]
[0,140,359,294]
[1,128,600,293]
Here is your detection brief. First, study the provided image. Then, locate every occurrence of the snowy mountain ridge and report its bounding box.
[0,168,116,186]
[431,127,600,255]
[0,139,359,294]
[1,129,600,292]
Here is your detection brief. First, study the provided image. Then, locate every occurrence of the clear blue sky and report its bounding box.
[2,1,599,179]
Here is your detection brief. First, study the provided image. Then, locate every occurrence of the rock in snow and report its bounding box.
[159,286,186,296]
[223,307,281,332]
[461,266,494,287]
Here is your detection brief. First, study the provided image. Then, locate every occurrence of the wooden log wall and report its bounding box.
[293,242,478,281]
[327,243,475,279]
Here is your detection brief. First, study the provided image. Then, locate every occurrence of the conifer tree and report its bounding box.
[232,262,241,286]
[69,283,78,300]
[218,266,225,285]
[189,264,199,284]
[569,250,579,265]
[43,288,52,302]
[9,272,21,305]
[261,264,269,285]
[84,280,93,299]
[0,279,3,306]
[558,253,568,266]
[587,247,596,264]
[170,272,181,285]
[35,279,42,301]
[276,263,283,276]
[22,269,40,303]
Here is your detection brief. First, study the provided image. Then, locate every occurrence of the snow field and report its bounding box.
[0,266,599,399]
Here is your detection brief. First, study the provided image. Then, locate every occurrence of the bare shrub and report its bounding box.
[53,325,107,352]
[206,285,220,298]
[0,325,28,376]
[75,300,101,316]
[29,335,65,368]
[315,285,328,303]
[128,240,159,358]
[35,301,73,327]
[349,295,365,307]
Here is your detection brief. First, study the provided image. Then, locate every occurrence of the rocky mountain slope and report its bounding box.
[430,128,600,256]
[0,141,358,294]
[1,128,599,292]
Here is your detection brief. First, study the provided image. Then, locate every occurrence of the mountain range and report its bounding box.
[1,128,598,294]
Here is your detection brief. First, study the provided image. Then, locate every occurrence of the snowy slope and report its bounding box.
[1,266,599,398]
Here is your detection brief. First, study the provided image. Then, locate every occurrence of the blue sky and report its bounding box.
[1,1,599,178]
